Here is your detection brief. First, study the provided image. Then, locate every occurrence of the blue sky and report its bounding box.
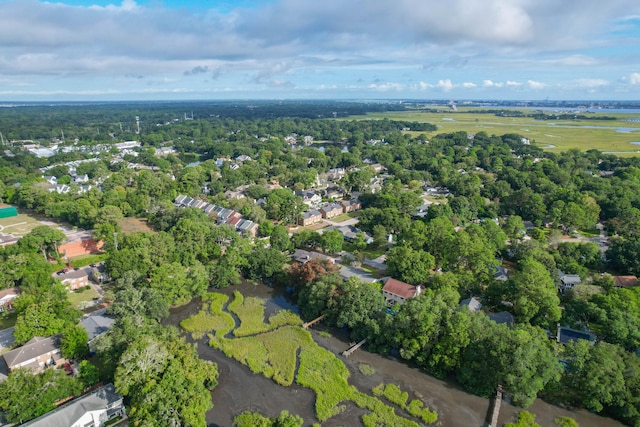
[1,0,640,101]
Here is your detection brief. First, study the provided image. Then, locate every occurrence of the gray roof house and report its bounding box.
[2,335,64,373]
[460,297,482,313]
[23,383,125,427]
[558,270,582,294]
[80,308,115,353]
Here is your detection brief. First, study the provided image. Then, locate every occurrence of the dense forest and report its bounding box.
[1,101,640,426]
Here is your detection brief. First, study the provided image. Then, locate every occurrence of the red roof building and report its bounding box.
[382,277,421,306]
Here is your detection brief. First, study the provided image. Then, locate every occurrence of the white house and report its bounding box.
[23,383,125,427]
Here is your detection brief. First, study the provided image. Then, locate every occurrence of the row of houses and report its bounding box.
[298,199,362,226]
[174,195,259,237]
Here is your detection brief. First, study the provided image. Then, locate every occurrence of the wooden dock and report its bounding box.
[342,339,367,357]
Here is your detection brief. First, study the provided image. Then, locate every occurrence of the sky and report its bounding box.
[1,0,640,101]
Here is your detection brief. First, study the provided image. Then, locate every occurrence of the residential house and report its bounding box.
[23,383,126,427]
[320,185,344,200]
[50,184,71,194]
[460,296,482,312]
[291,249,335,265]
[320,203,343,219]
[488,311,515,325]
[54,268,89,291]
[556,326,596,345]
[236,219,259,238]
[326,168,346,181]
[0,287,19,312]
[493,265,509,281]
[381,277,421,307]
[236,155,252,162]
[298,210,323,227]
[43,176,58,185]
[296,190,322,208]
[411,203,432,219]
[155,147,176,156]
[80,308,115,353]
[73,174,89,184]
[327,225,373,244]
[613,275,639,288]
[340,199,361,213]
[2,335,64,373]
[339,266,379,284]
[558,270,581,294]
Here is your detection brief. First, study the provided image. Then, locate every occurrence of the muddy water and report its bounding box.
[166,283,625,427]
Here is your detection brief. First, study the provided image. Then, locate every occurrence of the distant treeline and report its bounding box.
[465,109,617,121]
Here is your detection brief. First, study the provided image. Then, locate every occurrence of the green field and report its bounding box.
[349,108,640,155]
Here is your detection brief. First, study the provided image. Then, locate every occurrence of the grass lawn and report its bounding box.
[578,228,601,238]
[67,287,100,309]
[0,312,17,330]
[347,109,640,155]
[331,212,360,223]
[185,291,435,425]
[69,253,108,268]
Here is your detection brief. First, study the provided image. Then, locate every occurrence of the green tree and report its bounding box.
[458,319,561,406]
[320,229,343,255]
[561,340,626,412]
[385,245,434,285]
[0,368,82,424]
[61,324,89,359]
[115,335,218,427]
[18,225,66,261]
[270,225,293,252]
[503,258,561,326]
[13,302,66,345]
[78,360,100,387]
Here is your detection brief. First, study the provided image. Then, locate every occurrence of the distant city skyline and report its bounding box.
[1,0,640,101]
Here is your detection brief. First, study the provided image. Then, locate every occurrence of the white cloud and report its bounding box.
[630,73,640,85]
[483,80,503,88]
[506,80,521,87]
[527,80,547,90]
[436,79,453,91]
[461,82,477,88]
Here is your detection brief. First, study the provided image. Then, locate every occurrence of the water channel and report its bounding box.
[165,282,625,427]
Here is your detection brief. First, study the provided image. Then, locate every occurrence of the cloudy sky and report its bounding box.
[1,0,640,101]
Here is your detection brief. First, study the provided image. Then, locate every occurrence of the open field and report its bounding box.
[0,213,42,237]
[117,217,155,234]
[349,109,640,155]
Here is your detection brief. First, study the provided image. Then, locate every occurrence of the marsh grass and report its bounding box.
[350,109,640,155]
[181,293,234,339]
[184,291,437,425]
[372,383,438,424]
[358,363,376,376]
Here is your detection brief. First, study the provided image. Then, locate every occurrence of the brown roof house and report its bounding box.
[0,287,19,312]
[340,199,361,213]
[381,277,422,307]
[2,335,65,373]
